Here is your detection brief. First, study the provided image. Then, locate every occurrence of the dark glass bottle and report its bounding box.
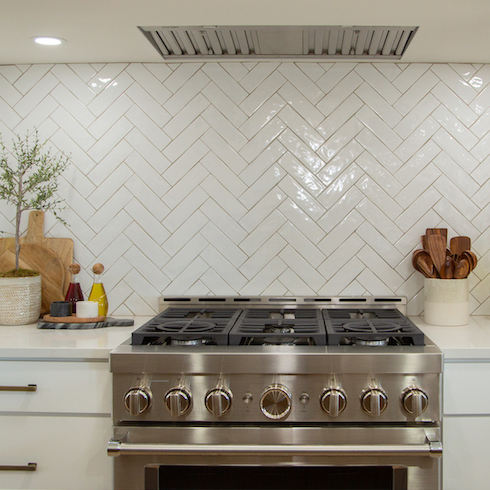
[65,263,84,314]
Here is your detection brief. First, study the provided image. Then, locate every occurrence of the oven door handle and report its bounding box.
[107,439,442,458]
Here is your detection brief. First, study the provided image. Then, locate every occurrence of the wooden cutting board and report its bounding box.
[0,210,73,295]
[0,244,65,315]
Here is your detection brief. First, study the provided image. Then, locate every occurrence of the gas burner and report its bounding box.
[323,308,425,346]
[229,308,326,345]
[131,308,242,345]
[270,326,295,334]
[353,338,389,347]
[262,337,297,346]
[170,338,207,346]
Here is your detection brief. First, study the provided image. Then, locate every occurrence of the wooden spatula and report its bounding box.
[427,234,447,278]
[426,228,448,239]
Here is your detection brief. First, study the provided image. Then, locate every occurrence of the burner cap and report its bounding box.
[262,336,297,346]
[170,338,206,346]
[270,326,295,334]
[354,338,389,347]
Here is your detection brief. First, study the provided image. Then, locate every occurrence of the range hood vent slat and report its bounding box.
[139,25,418,60]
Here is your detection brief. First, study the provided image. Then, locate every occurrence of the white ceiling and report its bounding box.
[2,0,490,65]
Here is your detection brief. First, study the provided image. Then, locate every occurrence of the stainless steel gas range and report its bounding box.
[108,297,443,490]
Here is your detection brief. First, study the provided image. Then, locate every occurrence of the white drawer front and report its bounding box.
[0,414,112,489]
[443,416,490,490]
[444,362,490,415]
[0,361,111,414]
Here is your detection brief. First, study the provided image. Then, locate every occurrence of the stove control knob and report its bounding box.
[260,384,292,420]
[164,388,192,417]
[205,388,232,417]
[124,388,151,416]
[402,388,429,417]
[320,388,347,417]
[361,388,388,417]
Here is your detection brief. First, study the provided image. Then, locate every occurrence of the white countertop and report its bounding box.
[412,316,490,361]
[0,315,489,361]
[0,316,153,360]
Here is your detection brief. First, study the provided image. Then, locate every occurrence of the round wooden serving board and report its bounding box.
[0,244,65,315]
[43,314,106,323]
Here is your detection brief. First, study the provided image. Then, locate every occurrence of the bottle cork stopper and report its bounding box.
[92,263,104,275]
[68,263,81,275]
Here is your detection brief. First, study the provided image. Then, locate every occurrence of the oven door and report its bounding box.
[108,425,441,490]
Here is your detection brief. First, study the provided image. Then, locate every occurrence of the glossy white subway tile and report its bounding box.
[240,63,279,92]
[202,82,248,128]
[279,128,326,173]
[3,61,490,312]
[316,71,363,116]
[239,234,287,280]
[393,70,439,116]
[278,222,326,268]
[355,128,403,172]
[355,64,402,104]
[432,152,480,197]
[239,164,286,209]
[201,128,247,174]
[239,142,286,186]
[432,128,479,172]
[162,93,209,139]
[278,104,325,151]
[278,175,326,220]
[279,199,325,244]
[278,64,325,104]
[278,152,325,198]
[239,93,286,139]
[431,64,478,104]
[393,94,440,139]
[278,82,324,127]
[317,94,363,140]
[126,64,172,104]
[395,116,439,162]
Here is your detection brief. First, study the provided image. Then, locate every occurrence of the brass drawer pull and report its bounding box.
[0,462,37,471]
[0,384,37,392]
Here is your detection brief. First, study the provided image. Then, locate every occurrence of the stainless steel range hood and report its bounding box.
[139,25,418,61]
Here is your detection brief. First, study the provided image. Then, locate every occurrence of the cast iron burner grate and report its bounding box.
[131,308,242,345]
[322,308,425,346]
[229,308,326,345]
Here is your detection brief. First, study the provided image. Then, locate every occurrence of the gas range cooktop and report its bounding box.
[130,296,425,347]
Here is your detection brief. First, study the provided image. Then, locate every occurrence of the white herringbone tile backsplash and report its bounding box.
[1,62,489,316]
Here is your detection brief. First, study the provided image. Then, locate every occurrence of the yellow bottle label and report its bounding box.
[88,283,108,317]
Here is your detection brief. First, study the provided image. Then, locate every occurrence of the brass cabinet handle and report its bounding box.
[0,384,37,392]
[0,463,37,471]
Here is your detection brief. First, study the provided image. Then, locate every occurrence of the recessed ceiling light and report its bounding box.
[33,36,65,46]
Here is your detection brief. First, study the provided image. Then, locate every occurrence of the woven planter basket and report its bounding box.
[0,275,42,325]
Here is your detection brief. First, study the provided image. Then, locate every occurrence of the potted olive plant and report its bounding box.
[0,130,69,325]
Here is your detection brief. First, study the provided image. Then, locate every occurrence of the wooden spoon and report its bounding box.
[427,234,447,278]
[440,256,454,279]
[416,253,436,278]
[461,250,477,271]
[454,258,470,279]
[450,237,471,262]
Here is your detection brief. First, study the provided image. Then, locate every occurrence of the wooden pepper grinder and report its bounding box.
[64,263,84,314]
[88,263,108,317]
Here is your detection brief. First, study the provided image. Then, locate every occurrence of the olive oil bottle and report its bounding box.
[88,263,108,317]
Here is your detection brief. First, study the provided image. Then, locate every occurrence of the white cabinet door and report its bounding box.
[0,415,112,490]
[444,362,490,415]
[0,361,111,414]
[443,416,490,490]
